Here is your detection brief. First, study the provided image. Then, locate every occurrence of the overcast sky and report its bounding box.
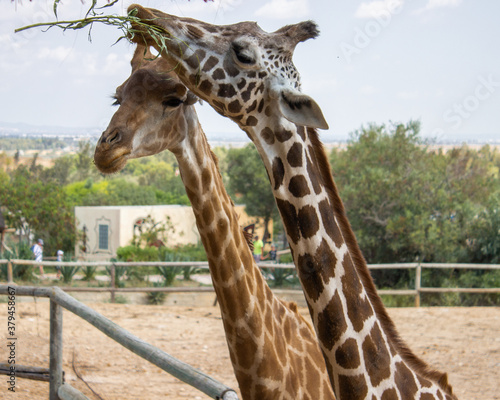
[1,0,499,142]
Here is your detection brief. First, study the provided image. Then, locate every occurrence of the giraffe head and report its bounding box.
[128,4,328,132]
[94,45,198,174]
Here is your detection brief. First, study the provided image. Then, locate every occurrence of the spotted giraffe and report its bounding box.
[94,45,335,400]
[127,5,458,400]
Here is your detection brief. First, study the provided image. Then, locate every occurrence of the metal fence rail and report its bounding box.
[1,260,499,306]
[0,285,239,400]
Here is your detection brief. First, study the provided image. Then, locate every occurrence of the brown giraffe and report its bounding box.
[127,6,458,400]
[93,45,335,400]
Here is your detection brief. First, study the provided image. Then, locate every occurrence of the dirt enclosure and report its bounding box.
[0,300,498,400]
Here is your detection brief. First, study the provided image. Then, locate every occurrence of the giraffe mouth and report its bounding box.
[94,150,131,175]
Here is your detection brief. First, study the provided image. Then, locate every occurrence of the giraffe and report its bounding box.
[93,45,335,400]
[126,6,458,400]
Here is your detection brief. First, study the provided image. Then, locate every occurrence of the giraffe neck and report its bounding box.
[245,121,455,400]
[168,109,335,400]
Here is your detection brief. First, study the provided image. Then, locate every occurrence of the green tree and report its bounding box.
[225,143,278,241]
[466,193,500,264]
[127,158,189,204]
[0,166,75,255]
[330,121,434,264]
[39,155,75,186]
[74,141,96,182]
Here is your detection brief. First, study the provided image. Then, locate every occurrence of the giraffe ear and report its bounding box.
[185,91,199,106]
[278,87,329,130]
[131,44,149,72]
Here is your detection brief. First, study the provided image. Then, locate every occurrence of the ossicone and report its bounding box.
[275,20,320,45]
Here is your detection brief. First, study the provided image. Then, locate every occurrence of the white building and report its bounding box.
[74,204,269,260]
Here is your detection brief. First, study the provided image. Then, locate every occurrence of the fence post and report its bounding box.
[110,264,116,304]
[7,261,13,284]
[415,263,422,307]
[49,299,63,400]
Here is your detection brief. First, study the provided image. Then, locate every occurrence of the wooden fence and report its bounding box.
[0,285,239,400]
[1,259,499,307]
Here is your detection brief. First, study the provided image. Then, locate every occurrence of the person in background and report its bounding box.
[262,244,277,263]
[252,235,264,263]
[56,249,64,279]
[31,238,44,278]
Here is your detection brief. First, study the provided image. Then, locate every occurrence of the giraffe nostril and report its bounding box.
[106,130,121,145]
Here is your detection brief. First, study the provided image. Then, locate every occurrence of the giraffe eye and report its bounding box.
[162,98,183,108]
[111,96,120,106]
[232,42,256,65]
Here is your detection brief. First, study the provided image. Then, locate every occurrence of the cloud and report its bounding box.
[37,46,74,62]
[397,90,419,99]
[355,0,403,19]
[414,0,462,14]
[360,85,377,95]
[255,0,310,20]
[158,0,243,17]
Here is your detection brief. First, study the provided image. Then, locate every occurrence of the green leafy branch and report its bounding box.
[15,2,172,52]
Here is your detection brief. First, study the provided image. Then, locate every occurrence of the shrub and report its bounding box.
[147,281,167,305]
[60,266,80,284]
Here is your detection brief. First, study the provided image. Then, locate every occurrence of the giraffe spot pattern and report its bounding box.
[257,98,265,113]
[223,56,240,77]
[417,375,433,388]
[198,80,213,96]
[246,305,263,338]
[186,24,204,39]
[335,338,360,369]
[201,201,215,226]
[212,68,226,80]
[362,323,392,387]
[297,204,319,237]
[188,74,199,87]
[236,78,246,90]
[306,153,322,195]
[184,187,199,209]
[296,239,338,301]
[261,127,275,145]
[254,385,281,399]
[287,142,303,168]
[212,100,226,114]
[421,394,436,400]
[201,168,212,193]
[318,199,344,248]
[228,100,242,114]
[275,128,293,142]
[289,175,311,198]
[341,255,374,332]
[185,49,206,69]
[241,82,257,102]
[246,116,258,126]
[317,292,348,350]
[338,373,368,400]
[303,356,321,399]
[246,99,257,114]
[276,198,300,244]
[272,156,285,189]
[217,83,237,98]
[297,126,306,141]
[257,335,286,381]
[217,216,230,239]
[394,361,419,399]
[233,326,258,370]
[381,388,398,400]
[202,56,219,72]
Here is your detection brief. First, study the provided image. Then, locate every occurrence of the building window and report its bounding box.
[98,224,109,250]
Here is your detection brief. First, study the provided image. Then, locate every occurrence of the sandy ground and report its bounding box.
[0,298,498,400]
